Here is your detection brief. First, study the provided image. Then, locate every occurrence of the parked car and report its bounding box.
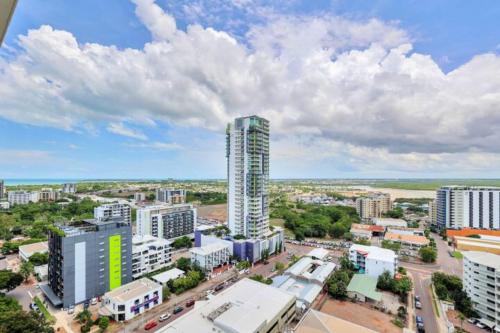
[90,297,98,305]
[467,318,478,324]
[416,316,425,332]
[173,306,184,314]
[186,299,195,307]
[415,300,422,309]
[159,313,171,322]
[0,255,6,260]
[144,321,158,330]
[476,322,487,329]
[214,284,224,292]
[68,305,75,314]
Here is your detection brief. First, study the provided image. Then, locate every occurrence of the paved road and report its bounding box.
[400,233,463,333]
[404,264,438,333]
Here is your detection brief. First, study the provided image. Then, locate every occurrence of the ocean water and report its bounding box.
[2,179,144,186]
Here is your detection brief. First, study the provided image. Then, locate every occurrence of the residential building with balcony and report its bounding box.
[226,115,270,239]
[7,190,39,205]
[349,244,397,278]
[436,186,500,230]
[94,203,131,225]
[62,183,77,194]
[136,204,196,241]
[356,193,392,220]
[156,188,186,204]
[131,235,172,279]
[463,251,500,330]
[38,188,59,202]
[190,242,231,273]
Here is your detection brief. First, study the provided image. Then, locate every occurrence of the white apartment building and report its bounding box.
[137,204,196,241]
[156,188,186,204]
[437,186,500,230]
[349,244,397,278]
[8,191,39,205]
[134,192,146,202]
[158,278,296,333]
[100,278,162,321]
[226,116,270,238]
[428,200,437,225]
[94,203,131,224]
[38,188,59,202]
[61,183,77,194]
[132,235,172,279]
[463,251,500,330]
[190,242,231,273]
[0,201,9,210]
[356,193,392,219]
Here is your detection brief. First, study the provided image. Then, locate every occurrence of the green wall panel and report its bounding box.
[109,234,121,290]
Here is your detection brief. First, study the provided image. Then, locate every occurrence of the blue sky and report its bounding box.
[1,0,500,179]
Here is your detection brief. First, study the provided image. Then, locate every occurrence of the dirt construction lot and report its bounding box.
[319,299,402,333]
[197,204,227,221]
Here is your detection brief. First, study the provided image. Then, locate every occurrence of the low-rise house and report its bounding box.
[350,223,385,239]
[0,201,10,209]
[372,218,407,228]
[384,233,430,253]
[349,244,397,278]
[347,274,382,303]
[18,241,48,261]
[190,242,231,273]
[150,268,185,286]
[386,227,424,236]
[132,235,172,279]
[100,278,162,321]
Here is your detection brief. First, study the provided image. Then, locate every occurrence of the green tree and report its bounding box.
[419,246,437,263]
[275,262,285,273]
[0,270,23,291]
[98,316,109,331]
[328,279,348,299]
[28,252,49,266]
[394,276,413,298]
[176,257,191,272]
[19,261,34,282]
[377,270,395,291]
[0,308,54,333]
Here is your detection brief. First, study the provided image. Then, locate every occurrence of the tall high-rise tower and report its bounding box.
[226,116,270,238]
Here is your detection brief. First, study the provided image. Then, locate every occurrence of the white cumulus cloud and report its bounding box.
[0,0,500,175]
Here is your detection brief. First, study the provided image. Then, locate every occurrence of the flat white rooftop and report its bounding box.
[306,248,329,260]
[372,218,407,228]
[158,278,295,333]
[350,244,397,262]
[190,241,230,256]
[104,278,161,303]
[151,268,185,284]
[18,241,48,256]
[463,251,500,270]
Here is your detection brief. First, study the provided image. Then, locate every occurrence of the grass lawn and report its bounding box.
[452,251,463,259]
[34,296,55,323]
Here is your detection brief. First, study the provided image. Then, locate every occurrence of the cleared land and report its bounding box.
[319,299,402,333]
[197,204,227,221]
